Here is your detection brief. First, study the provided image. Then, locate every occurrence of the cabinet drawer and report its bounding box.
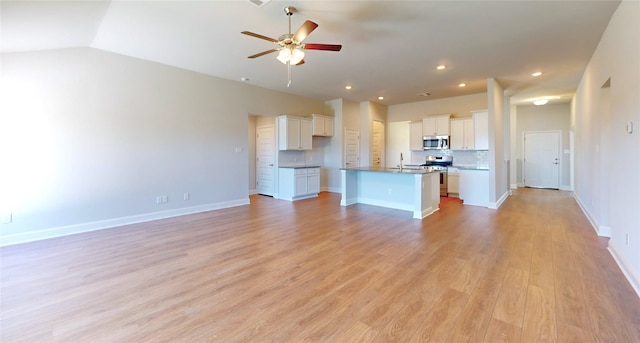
[306,168,320,175]
[295,169,308,175]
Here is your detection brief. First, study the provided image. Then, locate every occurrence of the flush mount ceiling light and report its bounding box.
[533,99,549,105]
[531,71,542,77]
[458,83,466,87]
[345,85,352,90]
[378,96,384,100]
[437,65,446,70]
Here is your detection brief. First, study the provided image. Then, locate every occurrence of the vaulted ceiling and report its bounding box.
[1,0,620,106]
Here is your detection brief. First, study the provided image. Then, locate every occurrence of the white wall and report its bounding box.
[387,93,488,122]
[487,78,509,208]
[515,103,571,189]
[0,47,326,245]
[573,0,640,294]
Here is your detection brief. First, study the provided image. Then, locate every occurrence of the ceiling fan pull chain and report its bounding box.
[287,61,292,87]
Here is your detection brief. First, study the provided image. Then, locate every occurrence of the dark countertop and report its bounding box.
[278,165,322,169]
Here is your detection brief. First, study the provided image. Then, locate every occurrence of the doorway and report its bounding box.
[344,128,360,168]
[256,125,275,196]
[372,120,384,168]
[523,131,560,189]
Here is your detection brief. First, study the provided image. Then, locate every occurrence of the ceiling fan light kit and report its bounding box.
[242,5,342,87]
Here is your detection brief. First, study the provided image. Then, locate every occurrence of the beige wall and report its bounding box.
[573,0,639,293]
[0,47,326,244]
[515,103,571,188]
[387,93,488,122]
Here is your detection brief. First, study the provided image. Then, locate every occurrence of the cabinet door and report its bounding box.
[323,117,334,136]
[450,120,465,150]
[423,117,437,136]
[409,122,424,151]
[300,119,312,150]
[307,168,320,194]
[313,117,325,136]
[294,175,308,196]
[448,174,460,194]
[435,116,450,135]
[463,118,475,149]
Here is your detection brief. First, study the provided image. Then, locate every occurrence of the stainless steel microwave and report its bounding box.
[423,135,449,150]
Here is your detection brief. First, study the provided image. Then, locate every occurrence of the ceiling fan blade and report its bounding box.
[292,20,318,42]
[241,31,278,43]
[248,49,278,59]
[304,43,342,52]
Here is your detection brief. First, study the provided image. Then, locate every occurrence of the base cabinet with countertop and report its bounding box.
[278,167,320,201]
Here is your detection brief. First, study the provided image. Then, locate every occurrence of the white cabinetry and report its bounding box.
[278,115,312,150]
[472,110,489,150]
[278,167,320,201]
[409,121,424,151]
[447,167,459,196]
[311,114,334,137]
[423,114,451,136]
[450,118,475,150]
[458,169,489,207]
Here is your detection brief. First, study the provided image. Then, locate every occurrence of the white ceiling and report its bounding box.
[1,0,620,106]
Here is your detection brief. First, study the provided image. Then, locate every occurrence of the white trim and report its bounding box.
[510,183,518,190]
[488,190,509,209]
[249,188,258,195]
[559,185,572,191]
[574,194,611,237]
[608,243,640,298]
[0,198,250,247]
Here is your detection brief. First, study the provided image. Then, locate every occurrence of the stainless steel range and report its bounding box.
[421,156,453,196]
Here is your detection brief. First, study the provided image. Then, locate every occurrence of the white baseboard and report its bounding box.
[560,185,573,191]
[325,186,341,193]
[488,190,509,209]
[249,188,258,195]
[510,183,518,190]
[574,194,611,237]
[608,242,640,298]
[0,198,250,247]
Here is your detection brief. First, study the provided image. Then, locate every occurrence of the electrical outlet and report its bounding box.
[162,195,168,203]
[157,196,163,204]
[184,193,190,200]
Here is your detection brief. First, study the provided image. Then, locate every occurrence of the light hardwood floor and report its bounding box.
[1,188,639,342]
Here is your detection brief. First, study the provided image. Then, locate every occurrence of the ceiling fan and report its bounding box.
[241,6,342,86]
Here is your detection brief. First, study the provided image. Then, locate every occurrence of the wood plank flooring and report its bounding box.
[2,188,639,342]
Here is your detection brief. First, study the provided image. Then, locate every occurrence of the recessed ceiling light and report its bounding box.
[345,85,352,90]
[458,83,466,87]
[531,71,542,77]
[378,96,384,100]
[437,65,446,70]
[533,99,549,105]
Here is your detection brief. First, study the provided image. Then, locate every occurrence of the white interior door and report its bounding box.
[256,125,275,195]
[344,128,360,168]
[524,131,560,189]
[372,120,383,167]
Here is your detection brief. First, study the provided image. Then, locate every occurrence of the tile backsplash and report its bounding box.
[411,149,489,169]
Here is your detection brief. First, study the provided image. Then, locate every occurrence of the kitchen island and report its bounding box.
[340,167,441,219]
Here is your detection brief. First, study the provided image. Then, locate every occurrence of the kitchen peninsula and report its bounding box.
[340,167,441,219]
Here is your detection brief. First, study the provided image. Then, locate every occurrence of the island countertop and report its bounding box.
[340,166,440,174]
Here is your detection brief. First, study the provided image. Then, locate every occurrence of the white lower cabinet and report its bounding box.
[278,167,320,201]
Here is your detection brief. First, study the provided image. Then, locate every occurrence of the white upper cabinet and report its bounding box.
[278,115,312,150]
[311,114,334,137]
[423,114,451,136]
[472,110,489,150]
[409,121,424,151]
[450,118,475,150]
